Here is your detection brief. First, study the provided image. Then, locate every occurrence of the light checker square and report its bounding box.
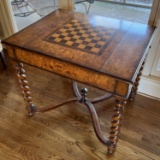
[46,19,116,55]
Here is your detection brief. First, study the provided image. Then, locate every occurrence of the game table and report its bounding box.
[2,9,154,154]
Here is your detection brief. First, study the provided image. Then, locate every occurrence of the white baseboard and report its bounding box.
[138,75,160,100]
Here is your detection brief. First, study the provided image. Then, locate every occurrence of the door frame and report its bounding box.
[0,0,18,40]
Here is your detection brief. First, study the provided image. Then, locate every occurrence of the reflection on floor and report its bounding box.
[13,1,151,31]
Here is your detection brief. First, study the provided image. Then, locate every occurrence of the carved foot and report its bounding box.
[108,144,116,154]
[26,104,36,116]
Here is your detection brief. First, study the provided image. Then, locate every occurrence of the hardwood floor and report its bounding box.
[0,58,160,160]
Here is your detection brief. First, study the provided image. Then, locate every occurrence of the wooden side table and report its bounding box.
[2,9,155,154]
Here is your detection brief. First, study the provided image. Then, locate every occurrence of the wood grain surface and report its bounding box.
[0,57,160,160]
[3,9,154,82]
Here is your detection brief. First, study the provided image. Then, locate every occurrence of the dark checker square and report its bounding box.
[72,43,79,47]
[46,19,116,55]
[85,46,92,50]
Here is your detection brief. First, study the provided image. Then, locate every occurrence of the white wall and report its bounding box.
[138,2,160,100]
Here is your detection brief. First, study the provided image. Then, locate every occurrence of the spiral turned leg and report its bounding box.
[129,62,144,101]
[15,63,36,116]
[108,99,126,154]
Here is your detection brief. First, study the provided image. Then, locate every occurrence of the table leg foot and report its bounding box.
[108,145,116,154]
[108,99,126,153]
[26,104,36,116]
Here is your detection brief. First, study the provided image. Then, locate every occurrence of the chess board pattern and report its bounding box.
[46,19,116,55]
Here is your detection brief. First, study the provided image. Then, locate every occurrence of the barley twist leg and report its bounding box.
[129,62,144,101]
[15,63,36,116]
[108,99,126,154]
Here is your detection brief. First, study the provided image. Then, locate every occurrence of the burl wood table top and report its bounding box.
[3,9,154,98]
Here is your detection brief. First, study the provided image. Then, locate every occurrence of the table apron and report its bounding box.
[7,45,132,99]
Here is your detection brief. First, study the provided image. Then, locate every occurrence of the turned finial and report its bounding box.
[79,87,88,103]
